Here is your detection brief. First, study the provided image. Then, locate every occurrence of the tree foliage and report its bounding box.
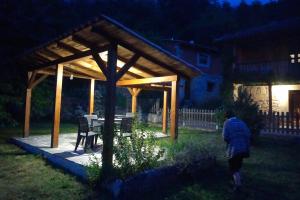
[0,0,299,126]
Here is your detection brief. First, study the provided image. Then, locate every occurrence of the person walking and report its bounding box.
[222,110,251,191]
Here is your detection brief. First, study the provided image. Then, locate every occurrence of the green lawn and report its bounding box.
[157,128,300,200]
[1,123,300,200]
[0,123,95,200]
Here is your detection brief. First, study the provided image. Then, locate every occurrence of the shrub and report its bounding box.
[164,139,215,165]
[218,88,264,142]
[113,119,164,179]
[86,154,102,186]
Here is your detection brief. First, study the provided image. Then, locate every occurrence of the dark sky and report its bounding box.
[227,0,273,6]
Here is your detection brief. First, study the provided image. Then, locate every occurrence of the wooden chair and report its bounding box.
[119,117,134,137]
[74,117,99,152]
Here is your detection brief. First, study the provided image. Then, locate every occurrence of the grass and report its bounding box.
[156,127,300,200]
[1,123,300,200]
[0,122,95,200]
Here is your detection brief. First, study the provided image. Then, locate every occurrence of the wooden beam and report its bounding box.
[29,74,48,89]
[162,90,168,134]
[37,68,103,80]
[92,51,108,78]
[170,79,179,140]
[89,79,95,114]
[23,88,32,138]
[117,75,177,86]
[116,54,140,81]
[66,63,105,80]
[57,42,82,54]
[51,64,64,148]
[92,26,186,78]
[28,45,110,70]
[43,48,63,59]
[124,84,171,91]
[102,43,118,179]
[72,35,96,49]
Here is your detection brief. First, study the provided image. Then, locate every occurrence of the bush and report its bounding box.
[162,139,216,179]
[164,139,215,164]
[113,119,164,179]
[218,88,264,142]
[86,154,102,186]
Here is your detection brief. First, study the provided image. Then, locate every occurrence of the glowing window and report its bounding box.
[290,53,300,63]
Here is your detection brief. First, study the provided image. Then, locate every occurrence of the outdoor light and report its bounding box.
[70,74,74,80]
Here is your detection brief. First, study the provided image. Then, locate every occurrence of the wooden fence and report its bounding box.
[259,111,300,135]
[150,108,218,131]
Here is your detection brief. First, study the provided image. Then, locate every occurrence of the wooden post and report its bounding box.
[51,64,63,148]
[102,43,118,178]
[162,90,168,134]
[170,79,179,140]
[268,83,272,123]
[89,79,95,114]
[130,88,141,114]
[23,88,32,137]
[132,94,137,113]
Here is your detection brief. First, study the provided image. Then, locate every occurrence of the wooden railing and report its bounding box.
[234,60,300,81]
[259,111,300,135]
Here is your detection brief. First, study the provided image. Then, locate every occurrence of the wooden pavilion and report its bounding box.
[20,15,201,175]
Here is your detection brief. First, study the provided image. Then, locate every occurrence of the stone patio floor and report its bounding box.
[11,132,168,181]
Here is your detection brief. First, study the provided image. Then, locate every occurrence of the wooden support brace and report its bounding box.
[92,51,108,78]
[116,54,140,81]
[51,64,64,148]
[29,74,48,89]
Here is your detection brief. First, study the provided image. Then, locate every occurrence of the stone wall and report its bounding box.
[234,84,300,113]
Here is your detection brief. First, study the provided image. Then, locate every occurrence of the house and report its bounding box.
[160,39,223,107]
[216,18,300,114]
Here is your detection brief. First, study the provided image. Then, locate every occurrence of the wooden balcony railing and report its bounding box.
[233,60,300,82]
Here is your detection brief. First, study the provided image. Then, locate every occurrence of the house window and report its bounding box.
[290,53,300,63]
[196,53,211,67]
[207,81,215,92]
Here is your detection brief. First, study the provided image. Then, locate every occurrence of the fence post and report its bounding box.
[276,112,280,134]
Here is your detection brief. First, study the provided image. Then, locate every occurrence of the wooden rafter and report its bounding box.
[72,35,96,49]
[28,45,110,70]
[92,26,184,78]
[37,68,102,80]
[32,53,51,63]
[43,48,63,59]
[66,63,106,80]
[57,42,82,54]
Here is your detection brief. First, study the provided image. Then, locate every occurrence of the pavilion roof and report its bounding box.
[20,15,201,81]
